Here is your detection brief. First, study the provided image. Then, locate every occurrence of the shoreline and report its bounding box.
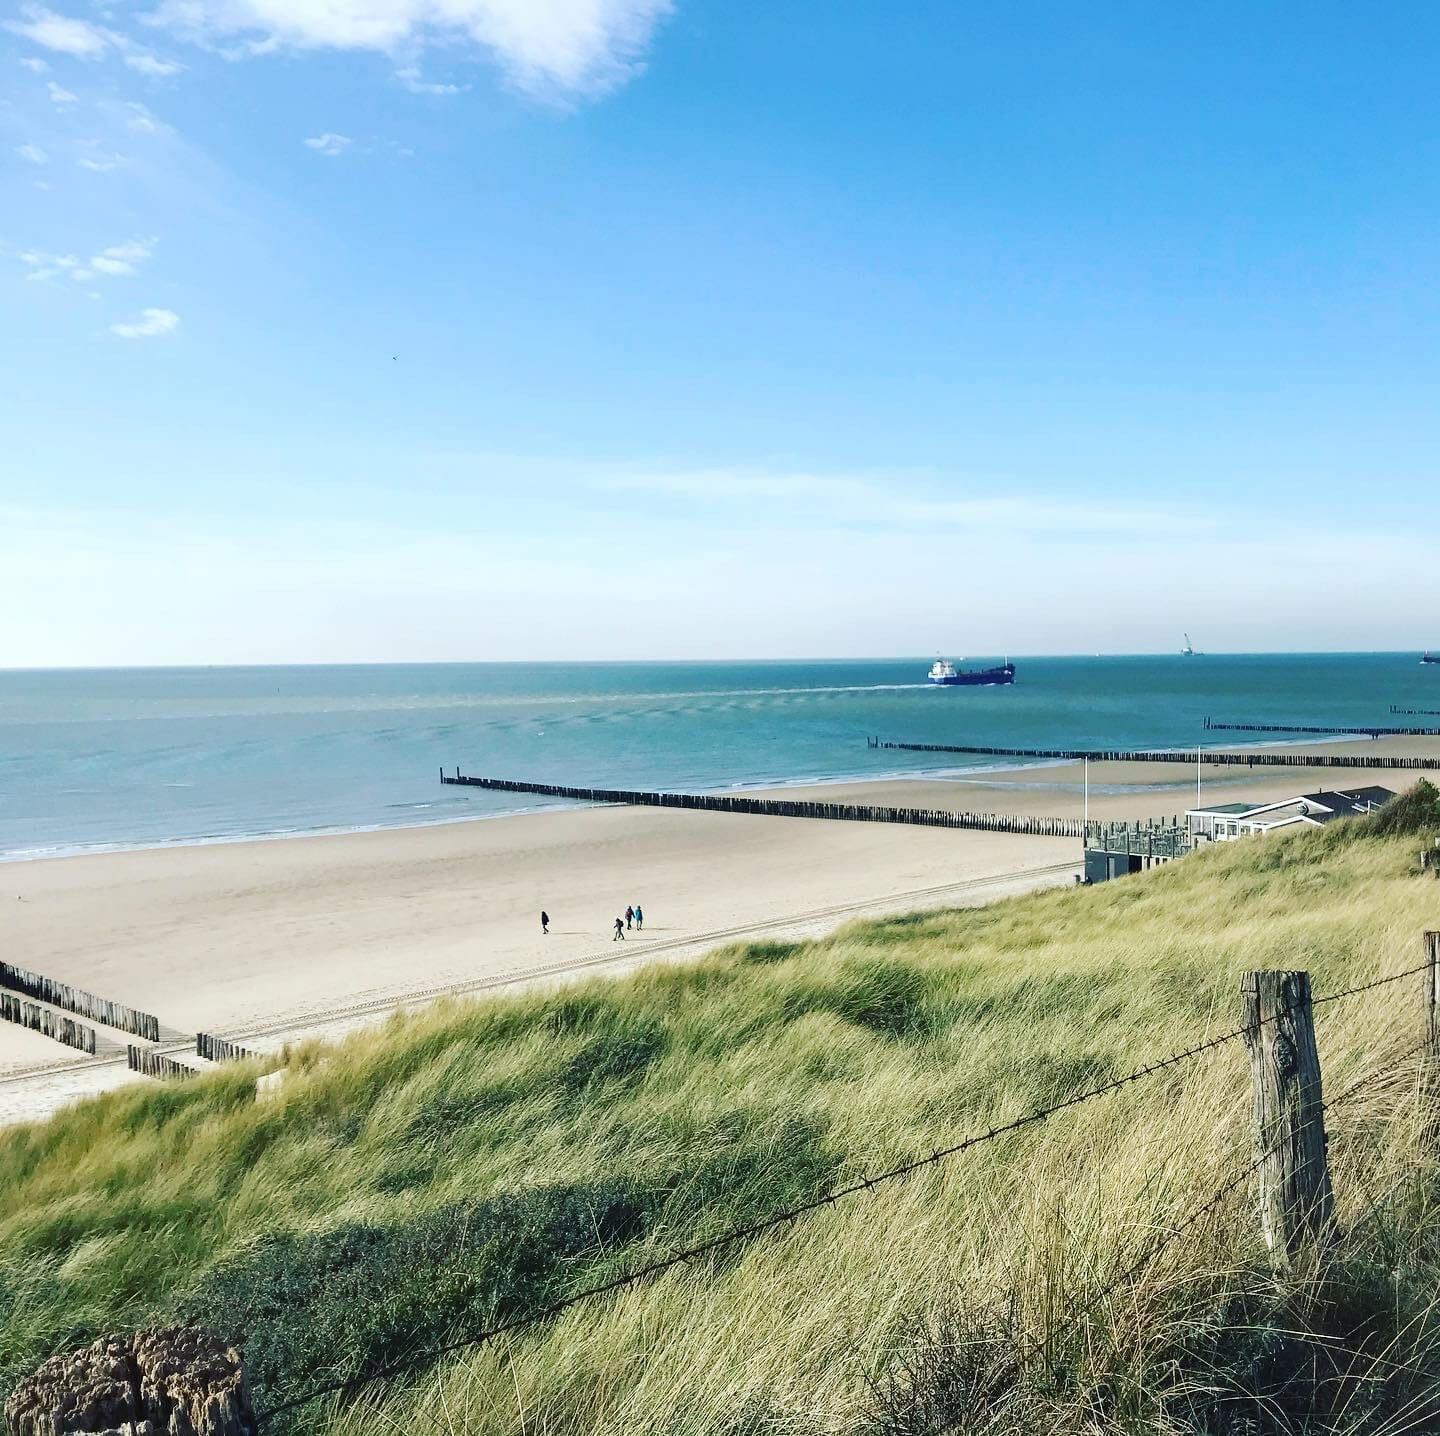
[4,736,1437,1126]
[0,733,1415,867]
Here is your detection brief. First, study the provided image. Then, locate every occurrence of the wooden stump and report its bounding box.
[5,1326,255,1436]
[1241,970,1335,1268]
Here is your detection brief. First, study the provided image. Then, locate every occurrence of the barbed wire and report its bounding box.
[1057,1031,1435,1351]
[1313,964,1429,1008]
[254,961,1432,1426]
[1323,1035,1432,1112]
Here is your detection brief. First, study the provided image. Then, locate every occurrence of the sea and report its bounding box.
[1,654,1435,862]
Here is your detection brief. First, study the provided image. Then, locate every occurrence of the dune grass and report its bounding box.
[2,804,1439,1434]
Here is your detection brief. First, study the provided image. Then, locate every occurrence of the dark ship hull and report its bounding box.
[931,663,1016,686]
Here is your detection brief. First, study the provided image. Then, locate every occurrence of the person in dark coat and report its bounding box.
[541,911,549,935]
[613,916,625,941]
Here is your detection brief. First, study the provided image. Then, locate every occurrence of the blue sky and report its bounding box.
[4,1,1439,664]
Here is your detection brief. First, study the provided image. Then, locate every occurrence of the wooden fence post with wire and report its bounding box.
[1241,969,1335,1269]
[1425,933,1440,1059]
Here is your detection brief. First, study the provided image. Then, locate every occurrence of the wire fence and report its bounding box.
[254,958,1433,1429]
[1060,1028,1434,1347]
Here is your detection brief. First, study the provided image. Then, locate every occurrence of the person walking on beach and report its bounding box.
[634,903,644,931]
[625,905,634,930]
[613,916,625,941]
[541,911,549,936]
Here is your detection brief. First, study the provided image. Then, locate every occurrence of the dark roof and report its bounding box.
[1297,786,1396,817]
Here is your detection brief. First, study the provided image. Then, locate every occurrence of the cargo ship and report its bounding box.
[927,658,1016,686]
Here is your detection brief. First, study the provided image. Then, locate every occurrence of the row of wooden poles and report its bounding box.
[1203,717,1440,737]
[0,993,96,1056]
[1247,932,1440,1267]
[440,769,1085,838]
[868,738,1440,770]
[0,955,260,1070]
[0,960,160,1042]
[127,1034,258,1081]
[1392,706,1440,717]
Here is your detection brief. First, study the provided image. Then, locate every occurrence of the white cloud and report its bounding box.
[110,307,179,338]
[124,101,162,132]
[4,5,109,57]
[394,65,462,95]
[595,467,1215,538]
[304,132,351,156]
[79,152,128,171]
[19,249,75,281]
[125,52,186,76]
[18,238,155,284]
[19,56,52,72]
[47,79,78,104]
[149,0,672,99]
[88,239,154,276]
[16,144,49,165]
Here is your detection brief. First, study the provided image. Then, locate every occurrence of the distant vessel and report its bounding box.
[1181,632,1199,657]
[1424,651,1439,666]
[927,658,1016,687]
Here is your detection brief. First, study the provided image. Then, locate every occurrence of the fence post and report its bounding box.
[1425,932,1440,1058]
[1241,969,1334,1267]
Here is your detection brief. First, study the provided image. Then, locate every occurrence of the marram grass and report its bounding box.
[2,805,1440,1435]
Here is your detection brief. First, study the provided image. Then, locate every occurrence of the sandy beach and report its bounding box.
[3,736,1436,1121]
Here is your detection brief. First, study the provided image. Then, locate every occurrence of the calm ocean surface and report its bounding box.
[1,655,1435,861]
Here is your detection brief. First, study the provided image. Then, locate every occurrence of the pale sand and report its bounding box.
[3,736,1435,1122]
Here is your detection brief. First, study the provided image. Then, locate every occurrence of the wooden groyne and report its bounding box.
[440,769,1084,838]
[1203,717,1440,738]
[128,1046,194,1081]
[0,993,97,1055]
[867,738,1440,770]
[0,962,160,1042]
[196,1033,256,1064]
[1392,706,1440,718]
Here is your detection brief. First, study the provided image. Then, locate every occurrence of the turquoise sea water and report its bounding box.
[2,655,1436,861]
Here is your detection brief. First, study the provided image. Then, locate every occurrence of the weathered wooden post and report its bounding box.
[1426,932,1440,1059]
[1241,970,1335,1267]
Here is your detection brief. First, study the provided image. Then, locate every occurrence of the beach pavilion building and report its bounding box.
[1185,786,1395,843]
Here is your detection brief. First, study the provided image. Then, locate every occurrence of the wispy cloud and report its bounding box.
[394,65,463,96]
[304,132,352,156]
[47,79,78,105]
[78,150,128,171]
[18,55,51,72]
[4,5,108,57]
[594,467,1216,537]
[18,237,156,283]
[125,52,186,77]
[110,306,179,338]
[89,239,154,276]
[124,101,165,134]
[149,0,672,101]
[16,144,49,165]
